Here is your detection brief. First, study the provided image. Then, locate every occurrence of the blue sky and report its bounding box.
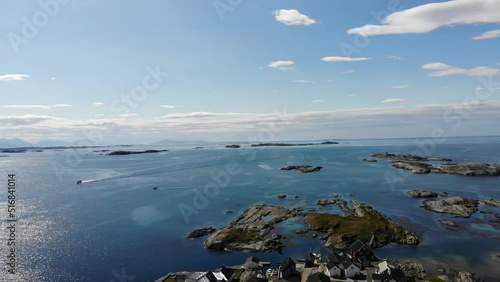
[1,0,499,143]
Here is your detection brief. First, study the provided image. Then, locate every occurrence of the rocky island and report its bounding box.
[370,153,452,162]
[203,204,304,252]
[197,200,419,252]
[107,150,168,156]
[407,190,448,198]
[280,165,322,173]
[422,197,479,218]
[225,145,241,148]
[392,161,500,176]
[251,141,339,147]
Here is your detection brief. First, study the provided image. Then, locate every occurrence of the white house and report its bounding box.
[340,258,360,278]
[326,261,342,277]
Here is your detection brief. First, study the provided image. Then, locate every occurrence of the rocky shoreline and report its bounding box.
[392,161,500,176]
[193,200,419,252]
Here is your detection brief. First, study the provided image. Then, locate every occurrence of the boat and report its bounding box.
[76,180,82,184]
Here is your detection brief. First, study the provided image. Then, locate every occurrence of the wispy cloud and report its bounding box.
[382,98,408,103]
[273,9,317,26]
[422,62,500,77]
[391,85,409,89]
[0,74,30,81]
[291,80,312,83]
[385,55,402,60]
[267,60,295,70]
[321,56,370,62]
[93,102,105,107]
[51,104,73,108]
[312,99,324,103]
[473,29,500,40]
[160,105,181,109]
[348,0,500,36]
[342,69,356,74]
[1,105,50,110]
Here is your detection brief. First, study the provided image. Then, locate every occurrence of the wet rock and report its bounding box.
[280,165,322,173]
[480,197,500,207]
[392,161,500,176]
[225,210,234,214]
[276,194,287,199]
[438,220,459,227]
[408,190,440,198]
[187,227,217,239]
[423,197,479,218]
[363,158,378,163]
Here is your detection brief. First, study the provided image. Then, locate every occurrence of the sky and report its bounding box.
[0,0,499,144]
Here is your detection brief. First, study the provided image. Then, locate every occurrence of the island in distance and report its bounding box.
[106,150,168,156]
[369,152,500,176]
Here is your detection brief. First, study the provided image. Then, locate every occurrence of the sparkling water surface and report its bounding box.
[0,137,499,281]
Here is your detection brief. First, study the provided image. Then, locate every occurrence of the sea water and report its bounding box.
[0,137,499,281]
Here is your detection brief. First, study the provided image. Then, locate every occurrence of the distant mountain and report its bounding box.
[0,138,34,148]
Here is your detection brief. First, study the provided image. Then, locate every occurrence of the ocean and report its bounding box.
[1,136,499,281]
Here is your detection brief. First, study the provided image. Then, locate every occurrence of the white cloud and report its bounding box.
[1,105,50,110]
[467,66,500,76]
[267,60,295,70]
[160,105,181,109]
[321,56,370,62]
[348,0,500,36]
[50,77,56,80]
[391,85,409,89]
[472,29,500,40]
[422,62,500,77]
[385,55,402,60]
[51,104,73,108]
[342,69,356,74]
[291,80,311,83]
[93,102,104,107]
[382,98,409,103]
[273,9,317,26]
[0,74,30,81]
[422,62,452,70]
[312,100,324,103]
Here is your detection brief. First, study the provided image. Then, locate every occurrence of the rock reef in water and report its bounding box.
[363,158,378,163]
[280,165,322,173]
[438,220,459,227]
[187,227,217,239]
[407,190,448,198]
[392,161,500,176]
[422,197,479,218]
[107,150,167,156]
[225,145,241,148]
[370,153,452,162]
[203,204,303,252]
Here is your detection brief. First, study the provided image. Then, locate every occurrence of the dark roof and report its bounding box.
[327,253,342,263]
[307,273,330,282]
[326,260,339,270]
[349,239,368,253]
[246,256,260,263]
[221,268,236,281]
[390,268,407,282]
[372,273,392,282]
[205,271,218,282]
[340,257,355,269]
[282,257,296,269]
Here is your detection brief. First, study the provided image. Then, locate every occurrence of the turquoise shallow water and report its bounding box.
[0,137,499,281]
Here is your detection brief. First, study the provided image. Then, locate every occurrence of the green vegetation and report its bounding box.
[163,274,186,282]
[221,228,259,244]
[424,276,447,282]
[304,209,408,246]
[233,269,244,279]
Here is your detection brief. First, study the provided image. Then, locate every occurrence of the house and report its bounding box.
[357,256,372,268]
[188,271,227,282]
[304,252,317,268]
[306,272,330,282]
[244,256,261,270]
[340,257,360,278]
[280,257,300,282]
[372,273,393,282]
[326,260,342,277]
[349,239,376,261]
[327,252,343,264]
[376,260,407,282]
